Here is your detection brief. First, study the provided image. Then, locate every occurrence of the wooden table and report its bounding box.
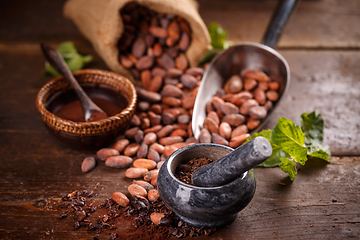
[0,0,359,239]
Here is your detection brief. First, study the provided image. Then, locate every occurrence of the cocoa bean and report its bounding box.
[253,88,266,105]
[124,143,140,157]
[120,55,134,68]
[112,192,129,207]
[150,212,168,225]
[163,144,178,158]
[105,155,133,168]
[148,75,163,92]
[185,136,198,144]
[141,117,151,129]
[177,31,189,50]
[158,136,183,145]
[157,160,165,170]
[264,100,273,111]
[222,114,246,127]
[185,67,204,77]
[177,114,190,124]
[81,156,96,173]
[158,52,175,69]
[151,67,166,78]
[153,43,163,57]
[128,184,147,198]
[143,132,157,145]
[134,129,144,143]
[161,84,183,98]
[180,74,198,89]
[148,189,160,201]
[167,68,183,77]
[133,158,156,170]
[125,167,148,178]
[147,148,161,162]
[148,111,162,126]
[203,117,219,133]
[170,128,189,138]
[138,101,150,111]
[229,133,251,148]
[211,96,225,112]
[167,21,180,42]
[199,128,211,143]
[132,37,146,58]
[162,96,182,107]
[239,99,259,115]
[144,169,159,182]
[135,56,154,70]
[221,102,239,115]
[205,112,219,127]
[243,70,270,82]
[211,133,229,146]
[266,90,279,101]
[145,34,155,47]
[133,180,154,192]
[244,78,258,91]
[219,122,232,140]
[224,75,243,94]
[258,81,269,91]
[130,114,141,126]
[206,101,215,113]
[149,26,167,38]
[181,95,196,109]
[231,91,253,106]
[231,124,248,139]
[268,81,280,91]
[97,148,119,161]
[172,123,188,130]
[137,142,149,158]
[247,117,261,130]
[175,53,188,70]
[144,124,163,134]
[149,104,162,115]
[156,125,174,138]
[149,143,165,154]
[136,87,161,102]
[161,112,176,125]
[249,106,267,120]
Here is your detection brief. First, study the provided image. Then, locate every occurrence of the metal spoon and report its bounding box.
[40,43,108,122]
[192,0,299,139]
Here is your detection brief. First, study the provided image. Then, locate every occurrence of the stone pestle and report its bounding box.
[191,137,272,187]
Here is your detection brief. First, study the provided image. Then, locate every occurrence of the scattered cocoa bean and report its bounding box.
[128,184,148,198]
[124,143,140,157]
[125,167,148,178]
[81,156,96,173]
[105,155,133,168]
[97,148,119,161]
[112,192,129,207]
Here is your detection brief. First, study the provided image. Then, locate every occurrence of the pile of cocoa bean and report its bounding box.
[202,69,281,149]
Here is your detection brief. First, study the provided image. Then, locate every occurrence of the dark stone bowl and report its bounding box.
[157,143,256,229]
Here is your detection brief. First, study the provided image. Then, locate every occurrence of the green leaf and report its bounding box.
[66,54,84,72]
[271,117,308,165]
[44,62,60,76]
[208,22,228,49]
[82,54,93,64]
[301,111,323,144]
[307,142,331,161]
[279,158,297,180]
[244,129,272,144]
[258,145,287,167]
[57,41,77,54]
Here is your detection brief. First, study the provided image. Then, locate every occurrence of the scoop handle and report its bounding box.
[192,137,272,187]
[261,0,299,48]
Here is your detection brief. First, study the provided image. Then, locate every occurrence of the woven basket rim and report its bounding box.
[36,69,137,135]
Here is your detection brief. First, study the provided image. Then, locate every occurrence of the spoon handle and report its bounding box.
[41,43,106,121]
[261,0,299,48]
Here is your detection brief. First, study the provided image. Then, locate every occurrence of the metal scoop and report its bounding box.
[192,0,299,139]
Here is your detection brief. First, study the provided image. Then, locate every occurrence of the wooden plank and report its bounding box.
[0,0,359,48]
[197,0,360,48]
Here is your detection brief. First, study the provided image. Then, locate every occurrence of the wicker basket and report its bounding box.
[36,69,137,149]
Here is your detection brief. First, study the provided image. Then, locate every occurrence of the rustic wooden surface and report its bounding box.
[0,0,359,239]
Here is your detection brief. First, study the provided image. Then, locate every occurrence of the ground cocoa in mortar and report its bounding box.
[174,157,215,185]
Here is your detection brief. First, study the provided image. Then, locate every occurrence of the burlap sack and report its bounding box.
[63,0,211,83]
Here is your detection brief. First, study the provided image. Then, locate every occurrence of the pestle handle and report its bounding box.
[192,137,272,187]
